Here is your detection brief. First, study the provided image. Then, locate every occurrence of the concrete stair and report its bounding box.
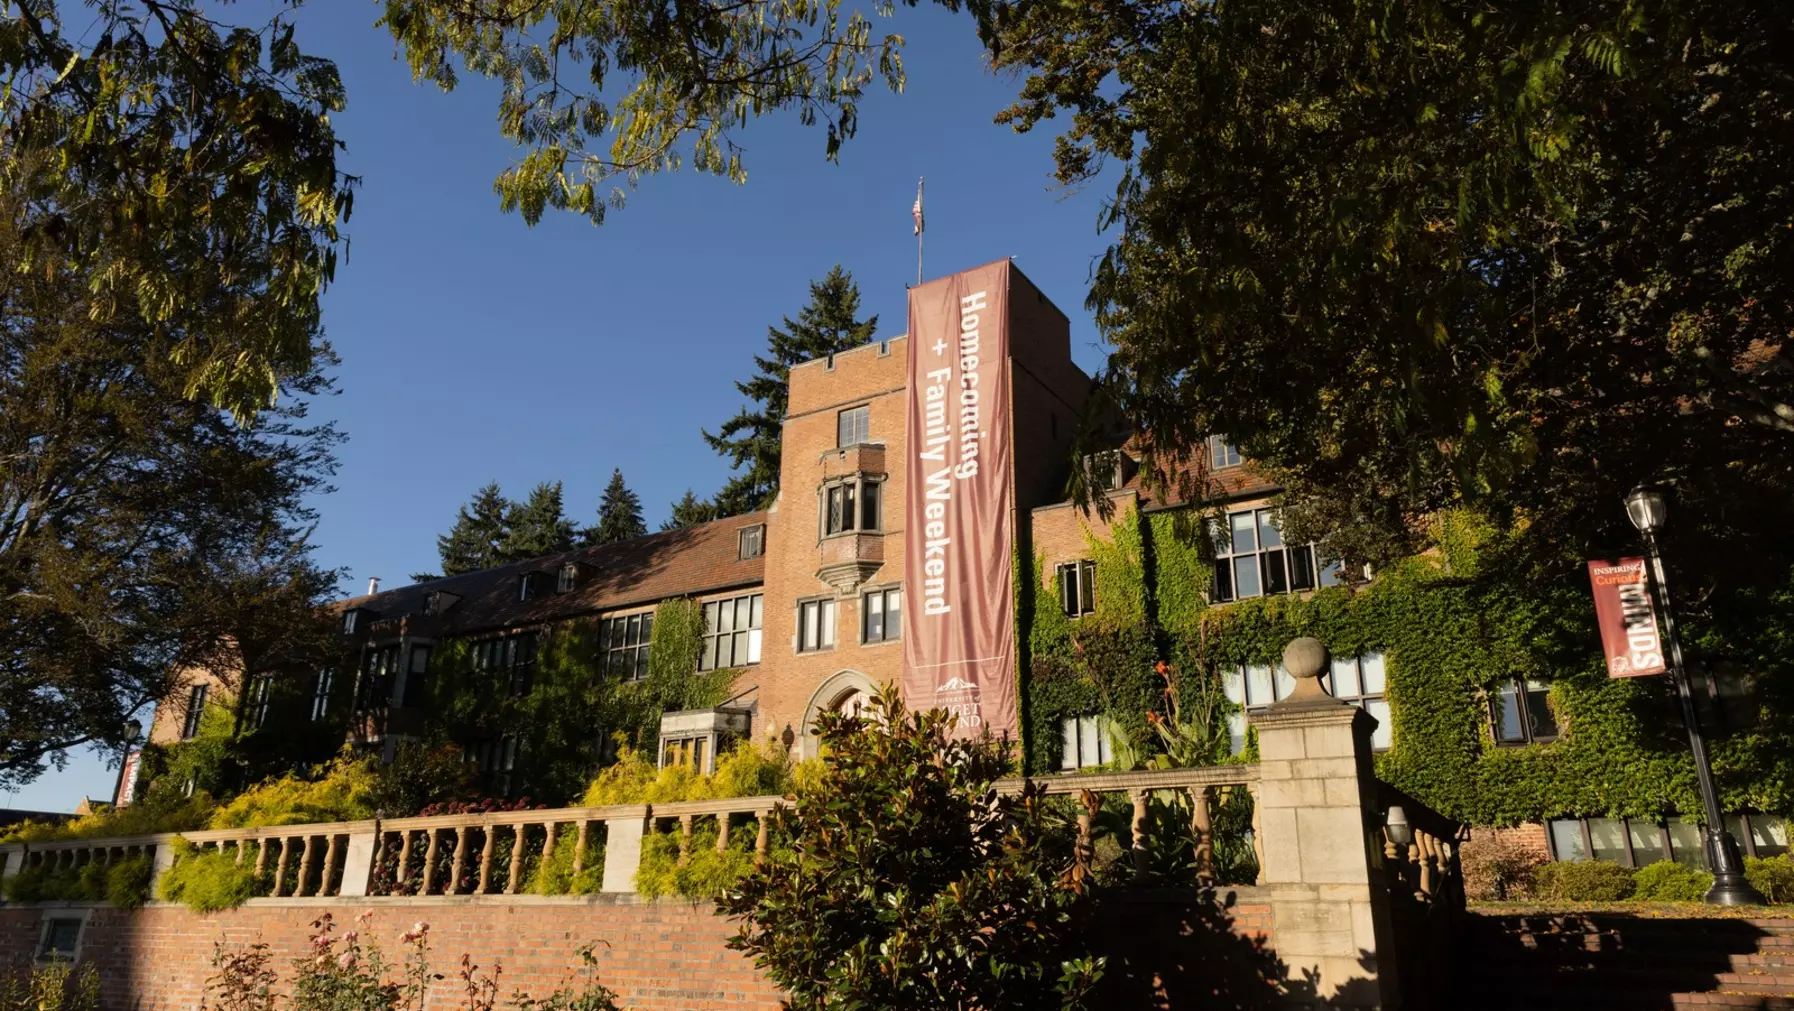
[1465,913,1794,1010]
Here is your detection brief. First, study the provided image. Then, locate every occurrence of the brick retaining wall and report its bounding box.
[0,891,1275,1010]
[1,896,778,1011]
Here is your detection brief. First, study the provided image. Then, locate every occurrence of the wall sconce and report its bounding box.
[1385,805,1413,847]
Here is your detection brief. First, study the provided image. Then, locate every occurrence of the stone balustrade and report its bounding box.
[0,639,1466,1008]
[1,766,1264,904]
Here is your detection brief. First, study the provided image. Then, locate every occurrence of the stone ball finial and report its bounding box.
[1277,638,1334,702]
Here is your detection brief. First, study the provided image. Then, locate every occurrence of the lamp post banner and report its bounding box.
[901,261,1017,742]
[1588,558,1668,677]
[115,747,141,807]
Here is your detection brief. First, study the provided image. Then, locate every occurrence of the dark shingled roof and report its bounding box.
[335,512,768,643]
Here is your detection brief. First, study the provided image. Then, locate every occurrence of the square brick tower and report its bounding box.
[755,260,1089,754]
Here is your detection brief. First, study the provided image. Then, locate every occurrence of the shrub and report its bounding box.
[722,686,1106,1010]
[1531,860,1637,902]
[573,738,803,899]
[208,754,379,829]
[635,818,756,899]
[0,791,214,844]
[367,740,482,818]
[1746,854,1794,904]
[105,854,154,909]
[0,960,100,1011]
[0,854,147,906]
[1462,834,1546,901]
[512,945,623,1011]
[525,830,604,896]
[580,738,796,807]
[158,839,269,912]
[1630,860,1714,902]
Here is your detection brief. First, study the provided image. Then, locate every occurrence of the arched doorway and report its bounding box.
[798,669,882,759]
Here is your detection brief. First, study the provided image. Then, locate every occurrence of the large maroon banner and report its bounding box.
[1587,558,1668,678]
[902,261,1017,741]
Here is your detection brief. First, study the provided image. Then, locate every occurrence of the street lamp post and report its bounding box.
[1626,485,1764,906]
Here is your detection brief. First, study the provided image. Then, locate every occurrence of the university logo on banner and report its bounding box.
[900,261,1018,742]
[1587,558,1668,678]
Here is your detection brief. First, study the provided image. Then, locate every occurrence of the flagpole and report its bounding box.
[914,177,925,286]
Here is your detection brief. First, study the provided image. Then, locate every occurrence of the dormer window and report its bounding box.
[1210,436,1243,469]
[342,609,361,635]
[424,590,461,617]
[519,572,539,602]
[738,524,765,560]
[557,562,579,594]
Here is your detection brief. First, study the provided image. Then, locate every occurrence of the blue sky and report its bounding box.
[5,2,1115,813]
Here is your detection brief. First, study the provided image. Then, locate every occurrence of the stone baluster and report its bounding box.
[1129,789,1151,880]
[754,812,770,869]
[1190,785,1215,884]
[542,822,558,871]
[678,815,694,866]
[272,837,292,897]
[573,821,591,877]
[234,839,247,867]
[397,831,415,893]
[298,836,320,897]
[369,828,386,889]
[421,829,442,896]
[716,813,731,854]
[1075,790,1097,876]
[1417,832,1437,897]
[478,825,498,894]
[322,835,342,895]
[450,827,470,896]
[506,824,526,894]
[254,838,270,876]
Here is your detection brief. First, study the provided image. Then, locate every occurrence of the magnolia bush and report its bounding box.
[722,686,1106,1011]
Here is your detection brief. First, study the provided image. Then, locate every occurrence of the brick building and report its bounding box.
[143,259,1790,873]
[145,260,1092,778]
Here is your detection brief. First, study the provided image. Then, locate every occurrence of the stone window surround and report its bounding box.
[798,669,880,759]
[794,595,838,654]
[818,473,884,539]
[859,583,902,647]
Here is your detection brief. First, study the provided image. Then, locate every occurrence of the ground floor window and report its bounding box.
[1492,678,1559,745]
[1059,715,1115,770]
[661,735,708,771]
[1223,651,1390,754]
[1547,812,1789,866]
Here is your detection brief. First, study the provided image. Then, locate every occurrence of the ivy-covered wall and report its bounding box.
[423,598,736,804]
[1019,505,1794,827]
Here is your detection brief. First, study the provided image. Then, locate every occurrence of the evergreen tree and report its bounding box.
[662,489,719,532]
[704,266,878,515]
[587,469,647,545]
[503,481,578,559]
[437,483,515,576]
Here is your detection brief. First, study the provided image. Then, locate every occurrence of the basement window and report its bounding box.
[1547,813,1789,867]
[38,917,82,960]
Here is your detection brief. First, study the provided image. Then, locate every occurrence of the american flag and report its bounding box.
[912,177,925,235]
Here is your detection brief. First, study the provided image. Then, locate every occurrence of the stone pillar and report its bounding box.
[149,840,179,901]
[338,829,379,897]
[1249,637,1401,1010]
[599,806,651,894]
